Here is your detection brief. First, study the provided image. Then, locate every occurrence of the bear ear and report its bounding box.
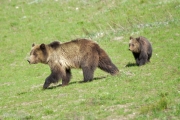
[136,37,140,41]
[136,37,141,41]
[40,43,46,50]
[32,43,35,47]
[130,36,133,40]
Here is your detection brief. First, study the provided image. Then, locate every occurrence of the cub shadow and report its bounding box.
[45,75,108,90]
[126,62,137,67]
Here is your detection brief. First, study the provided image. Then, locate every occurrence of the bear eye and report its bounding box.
[30,51,33,55]
[132,44,134,47]
[33,52,37,56]
[30,50,37,56]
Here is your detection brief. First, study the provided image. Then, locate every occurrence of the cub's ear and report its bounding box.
[32,43,35,47]
[130,36,133,40]
[40,43,46,50]
[136,37,141,41]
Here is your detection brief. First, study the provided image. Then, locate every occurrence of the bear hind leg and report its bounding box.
[82,66,95,82]
[147,53,152,62]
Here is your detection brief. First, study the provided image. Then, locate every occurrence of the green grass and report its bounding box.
[0,0,180,119]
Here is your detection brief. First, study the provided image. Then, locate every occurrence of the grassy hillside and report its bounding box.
[0,0,180,119]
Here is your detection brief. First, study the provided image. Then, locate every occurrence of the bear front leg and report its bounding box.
[62,68,71,86]
[135,58,140,66]
[43,69,62,89]
[138,53,148,66]
[138,59,146,66]
[133,52,140,66]
[43,76,52,89]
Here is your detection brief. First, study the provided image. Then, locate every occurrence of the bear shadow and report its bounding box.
[78,75,108,83]
[125,62,137,67]
[45,75,108,90]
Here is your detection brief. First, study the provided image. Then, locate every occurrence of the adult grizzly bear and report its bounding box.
[27,39,119,89]
[129,36,152,66]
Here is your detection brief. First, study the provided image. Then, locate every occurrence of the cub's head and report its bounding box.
[27,43,49,64]
[129,36,140,53]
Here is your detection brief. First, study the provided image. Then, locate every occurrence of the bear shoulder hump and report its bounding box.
[48,41,60,49]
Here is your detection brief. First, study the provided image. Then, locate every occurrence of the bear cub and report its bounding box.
[27,39,119,89]
[129,36,152,66]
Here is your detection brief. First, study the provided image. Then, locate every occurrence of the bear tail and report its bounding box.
[97,48,119,75]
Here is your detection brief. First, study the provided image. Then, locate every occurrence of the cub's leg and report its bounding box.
[138,52,148,66]
[133,52,140,65]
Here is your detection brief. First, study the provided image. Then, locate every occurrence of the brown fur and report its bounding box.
[129,36,152,66]
[27,39,119,89]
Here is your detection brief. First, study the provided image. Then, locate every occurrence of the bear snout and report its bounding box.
[27,58,33,64]
[27,59,30,64]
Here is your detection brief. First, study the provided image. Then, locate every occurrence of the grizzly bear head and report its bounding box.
[27,43,49,64]
[129,36,141,53]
